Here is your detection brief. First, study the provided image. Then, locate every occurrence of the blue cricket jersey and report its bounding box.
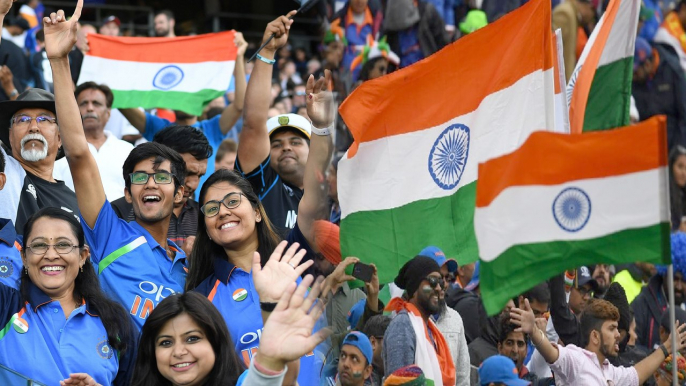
[0,218,22,290]
[0,282,136,386]
[83,201,187,330]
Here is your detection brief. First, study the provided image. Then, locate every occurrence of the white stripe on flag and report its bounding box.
[598,0,640,67]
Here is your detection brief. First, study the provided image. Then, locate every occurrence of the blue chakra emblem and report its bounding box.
[152,65,184,90]
[0,259,12,278]
[97,339,113,359]
[552,187,592,232]
[428,124,471,190]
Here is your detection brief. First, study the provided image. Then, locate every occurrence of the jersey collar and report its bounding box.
[0,218,18,247]
[26,281,99,315]
[213,257,241,284]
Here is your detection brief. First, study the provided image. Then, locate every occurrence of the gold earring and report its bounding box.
[80,266,84,273]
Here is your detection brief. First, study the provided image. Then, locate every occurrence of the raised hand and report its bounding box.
[322,256,358,295]
[43,0,82,59]
[235,31,248,57]
[255,275,332,371]
[510,298,536,335]
[0,0,16,18]
[666,321,686,353]
[306,70,335,129]
[261,10,296,53]
[252,241,313,303]
[60,373,103,386]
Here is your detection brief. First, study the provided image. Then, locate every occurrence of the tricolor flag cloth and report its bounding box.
[78,31,236,116]
[337,0,556,285]
[475,116,671,316]
[567,0,640,134]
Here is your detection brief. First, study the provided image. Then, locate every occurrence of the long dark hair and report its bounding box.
[21,207,133,354]
[185,169,282,291]
[131,292,245,386]
[669,146,686,230]
[358,56,387,82]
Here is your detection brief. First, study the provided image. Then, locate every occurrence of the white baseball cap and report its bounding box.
[266,113,311,139]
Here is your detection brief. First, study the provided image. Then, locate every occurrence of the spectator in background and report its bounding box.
[120,32,247,196]
[383,0,448,68]
[351,36,400,87]
[633,36,686,151]
[633,232,686,351]
[154,9,176,38]
[496,316,548,385]
[293,46,309,76]
[552,0,595,81]
[215,138,237,171]
[446,261,484,344]
[479,356,532,386]
[18,0,40,28]
[0,24,30,99]
[659,307,686,355]
[330,0,383,75]
[592,264,615,299]
[480,0,528,22]
[292,83,307,112]
[338,332,375,386]
[670,146,686,231]
[327,155,341,224]
[384,256,456,385]
[603,283,648,368]
[424,0,456,38]
[0,150,23,290]
[653,1,686,72]
[0,64,21,102]
[2,16,28,49]
[654,352,686,386]
[640,0,663,42]
[613,262,656,304]
[362,315,392,386]
[99,15,119,36]
[67,23,95,85]
[469,298,516,367]
[53,82,133,202]
[458,8,488,36]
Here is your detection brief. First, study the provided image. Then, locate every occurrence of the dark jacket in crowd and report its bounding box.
[467,314,499,366]
[632,274,668,350]
[633,43,686,150]
[384,1,448,65]
[446,285,484,344]
[549,273,582,347]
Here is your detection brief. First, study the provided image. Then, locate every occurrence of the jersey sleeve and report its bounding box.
[0,283,22,327]
[143,113,172,142]
[235,155,279,202]
[81,201,139,266]
[198,115,224,147]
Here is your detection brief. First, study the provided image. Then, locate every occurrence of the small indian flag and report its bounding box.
[232,288,247,302]
[12,315,28,334]
[338,0,555,282]
[78,31,236,116]
[567,0,640,134]
[475,116,671,315]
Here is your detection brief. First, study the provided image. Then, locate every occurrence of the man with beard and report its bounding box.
[0,88,79,233]
[512,297,686,385]
[153,10,175,38]
[633,232,686,351]
[384,256,456,385]
[421,246,469,386]
[44,5,188,330]
[53,82,133,202]
[336,332,374,386]
[592,264,615,299]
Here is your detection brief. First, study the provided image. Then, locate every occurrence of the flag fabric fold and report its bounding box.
[567,0,640,134]
[338,0,555,285]
[78,31,236,116]
[475,116,671,315]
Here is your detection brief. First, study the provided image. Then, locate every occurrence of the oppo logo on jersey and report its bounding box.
[130,281,178,320]
[240,328,263,345]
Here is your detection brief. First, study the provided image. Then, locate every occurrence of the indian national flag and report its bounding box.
[475,116,671,315]
[78,32,236,116]
[567,0,640,134]
[338,0,555,285]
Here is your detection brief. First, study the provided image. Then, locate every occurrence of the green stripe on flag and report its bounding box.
[481,222,671,316]
[0,314,17,341]
[99,236,147,274]
[341,182,479,287]
[583,57,633,132]
[111,89,225,117]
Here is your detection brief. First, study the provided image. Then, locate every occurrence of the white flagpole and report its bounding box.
[668,264,677,386]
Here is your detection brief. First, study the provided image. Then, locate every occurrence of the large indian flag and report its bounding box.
[78,31,236,116]
[475,116,671,315]
[338,0,556,284]
[567,0,640,134]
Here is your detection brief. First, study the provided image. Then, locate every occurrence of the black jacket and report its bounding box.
[632,274,667,350]
[467,315,500,366]
[446,285,485,344]
[549,274,582,347]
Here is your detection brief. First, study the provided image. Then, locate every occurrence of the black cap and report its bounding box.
[0,89,57,155]
[9,17,30,31]
[576,266,599,291]
[102,15,121,27]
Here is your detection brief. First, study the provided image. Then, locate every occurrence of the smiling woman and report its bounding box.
[0,207,136,386]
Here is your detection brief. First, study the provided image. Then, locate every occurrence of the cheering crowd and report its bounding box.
[4,0,686,385]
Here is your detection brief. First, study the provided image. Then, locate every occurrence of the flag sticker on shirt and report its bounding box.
[233,288,247,302]
[12,315,28,334]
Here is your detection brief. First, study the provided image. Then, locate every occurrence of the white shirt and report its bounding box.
[1,28,27,50]
[549,344,639,386]
[105,109,137,139]
[53,130,133,202]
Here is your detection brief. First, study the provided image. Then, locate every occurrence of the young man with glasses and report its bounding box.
[43,3,188,330]
[0,88,79,234]
[384,256,457,385]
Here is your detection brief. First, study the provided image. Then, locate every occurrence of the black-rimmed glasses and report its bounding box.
[201,192,245,217]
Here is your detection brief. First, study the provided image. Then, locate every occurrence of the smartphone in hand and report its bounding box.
[352,262,374,282]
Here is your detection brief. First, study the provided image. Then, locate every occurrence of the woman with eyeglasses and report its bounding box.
[0,207,136,386]
[670,145,686,231]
